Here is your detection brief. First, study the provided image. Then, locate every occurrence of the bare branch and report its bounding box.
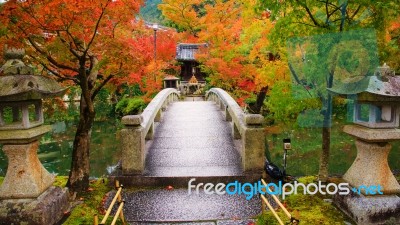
[83,1,111,56]
[293,21,319,28]
[327,6,341,19]
[288,62,313,97]
[27,36,79,72]
[91,74,114,100]
[29,54,79,83]
[296,0,322,27]
[317,0,340,9]
[56,31,81,58]
[350,5,362,20]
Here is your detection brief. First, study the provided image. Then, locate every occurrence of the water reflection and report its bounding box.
[0,121,121,178]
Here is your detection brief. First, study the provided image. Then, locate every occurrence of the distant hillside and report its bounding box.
[140,0,163,24]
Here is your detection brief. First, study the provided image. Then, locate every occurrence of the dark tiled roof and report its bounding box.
[176,43,208,61]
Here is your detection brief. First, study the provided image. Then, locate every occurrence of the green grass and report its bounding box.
[256,176,353,225]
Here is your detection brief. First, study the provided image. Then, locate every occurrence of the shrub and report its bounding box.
[115,97,147,116]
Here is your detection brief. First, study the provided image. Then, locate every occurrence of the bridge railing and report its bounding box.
[205,88,265,171]
[120,88,180,174]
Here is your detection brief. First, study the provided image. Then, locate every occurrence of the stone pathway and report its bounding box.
[144,101,242,177]
[109,188,265,224]
[115,100,264,224]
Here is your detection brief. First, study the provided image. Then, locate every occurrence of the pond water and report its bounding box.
[266,125,400,177]
[0,121,122,178]
[0,120,399,178]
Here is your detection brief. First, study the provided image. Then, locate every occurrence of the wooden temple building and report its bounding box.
[163,43,208,95]
[176,43,208,82]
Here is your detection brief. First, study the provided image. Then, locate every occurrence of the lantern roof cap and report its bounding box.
[328,64,400,99]
[0,48,67,101]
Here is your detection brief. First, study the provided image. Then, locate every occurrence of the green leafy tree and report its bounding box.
[259,0,400,181]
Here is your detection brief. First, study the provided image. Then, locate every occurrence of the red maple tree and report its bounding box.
[0,0,145,193]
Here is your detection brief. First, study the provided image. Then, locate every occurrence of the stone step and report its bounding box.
[104,189,265,224]
[109,173,263,188]
[128,219,256,225]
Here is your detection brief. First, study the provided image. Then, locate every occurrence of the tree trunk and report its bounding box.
[319,126,331,182]
[254,87,268,114]
[248,87,268,114]
[318,93,332,182]
[66,93,95,194]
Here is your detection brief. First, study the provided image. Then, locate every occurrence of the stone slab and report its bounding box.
[333,190,400,225]
[0,186,70,225]
[105,188,264,223]
[109,172,263,188]
[244,115,263,126]
[129,222,216,225]
[122,115,143,126]
[343,125,400,142]
[144,101,242,177]
[125,219,256,225]
[145,148,240,167]
[0,125,51,144]
[144,166,243,177]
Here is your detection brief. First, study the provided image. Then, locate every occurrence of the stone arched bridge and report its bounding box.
[115,88,265,185]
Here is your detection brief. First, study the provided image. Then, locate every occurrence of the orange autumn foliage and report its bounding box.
[160,0,289,104]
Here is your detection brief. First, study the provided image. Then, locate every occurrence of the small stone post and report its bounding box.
[121,115,144,174]
[243,114,265,171]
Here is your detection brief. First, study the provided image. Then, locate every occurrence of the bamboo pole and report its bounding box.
[119,207,126,225]
[101,187,123,224]
[261,179,292,219]
[116,181,126,224]
[262,198,266,213]
[94,214,99,225]
[111,202,124,225]
[261,195,284,225]
[261,185,266,213]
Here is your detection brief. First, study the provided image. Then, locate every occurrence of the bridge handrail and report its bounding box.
[141,88,179,135]
[205,88,246,135]
[122,88,179,132]
[205,88,265,171]
[120,88,179,174]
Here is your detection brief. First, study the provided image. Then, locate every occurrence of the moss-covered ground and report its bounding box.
[58,177,117,225]
[55,177,154,225]
[256,176,353,225]
[0,176,112,224]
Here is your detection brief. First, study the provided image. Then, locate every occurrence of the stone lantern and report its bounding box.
[329,63,400,225]
[0,48,69,225]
